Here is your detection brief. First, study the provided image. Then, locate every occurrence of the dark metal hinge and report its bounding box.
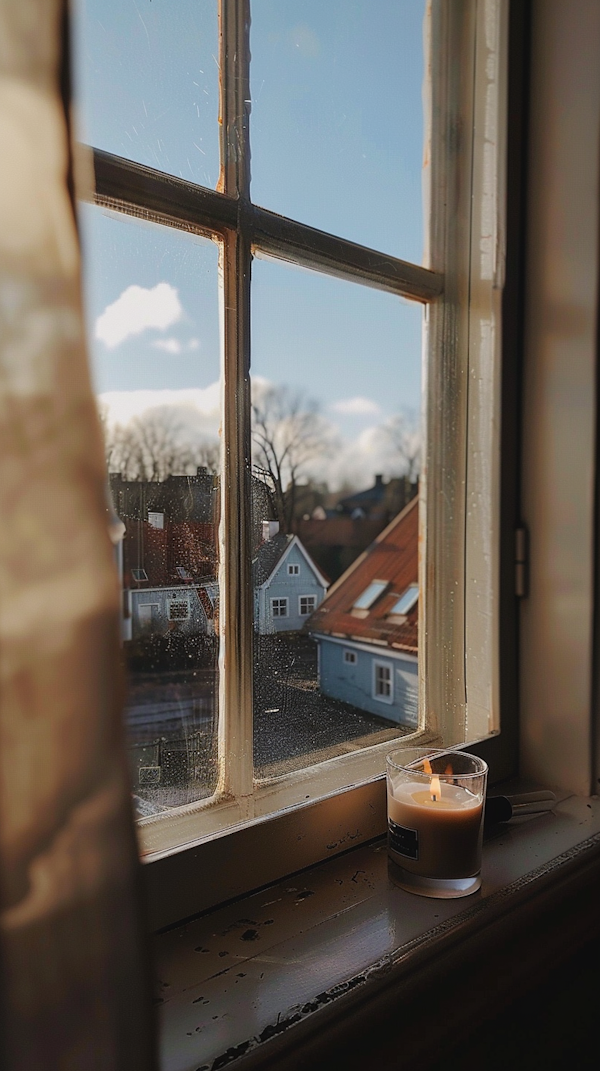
[515,526,529,598]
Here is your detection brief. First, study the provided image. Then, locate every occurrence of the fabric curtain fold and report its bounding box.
[0,2,155,1066]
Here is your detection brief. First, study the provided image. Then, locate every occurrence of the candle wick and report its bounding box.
[432,794,437,802]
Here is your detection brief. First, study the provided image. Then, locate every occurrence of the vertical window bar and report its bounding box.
[218,0,254,806]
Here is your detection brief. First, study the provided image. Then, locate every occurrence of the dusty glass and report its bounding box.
[72,0,220,189]
[250,0,426,260]
[251,257,423,777]
[78,204,221,813]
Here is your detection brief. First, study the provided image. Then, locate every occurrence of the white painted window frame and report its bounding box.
[270,597,288,619]
[287,563,299,576]
[298,595,316,617]
[373,660,394,704]
[81,0,510,919]
[343,650,357,665]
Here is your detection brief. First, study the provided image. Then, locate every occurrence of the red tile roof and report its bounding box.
[308,496,418,654]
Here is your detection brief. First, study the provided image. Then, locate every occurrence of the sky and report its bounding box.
[73,0,426,491]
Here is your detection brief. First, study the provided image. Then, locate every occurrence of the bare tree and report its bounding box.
[383,410,421,483]
[100,405,220,480]
[252,384,336,532]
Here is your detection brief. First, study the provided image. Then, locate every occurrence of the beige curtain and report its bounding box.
[0,2,155,1067]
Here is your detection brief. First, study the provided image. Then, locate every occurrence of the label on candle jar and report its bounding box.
[388,818,419,860]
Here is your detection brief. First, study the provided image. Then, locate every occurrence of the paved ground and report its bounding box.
[125,632,408,814]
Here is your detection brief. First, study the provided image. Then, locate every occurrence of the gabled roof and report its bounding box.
[252,533,294,587]
[308,496,418,653]
[252,533,329,590]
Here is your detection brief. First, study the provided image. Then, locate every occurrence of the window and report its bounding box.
[131,568,148,583]
[73,0,509,916]
[271,598,288,618]
[167,600,190,621]
[288,564,299,576]
[176,566,193,582]
[389,584,419,617]
[353,580,389,611]
[374,661,393,703]
[299,595,316,617]
[344,650,357,665]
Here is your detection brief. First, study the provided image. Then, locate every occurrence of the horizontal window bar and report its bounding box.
[92,147,238,232]
[89,147,443,302]
[249,204,443,302]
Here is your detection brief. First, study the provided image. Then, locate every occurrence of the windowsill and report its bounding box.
[154,789,600,1071]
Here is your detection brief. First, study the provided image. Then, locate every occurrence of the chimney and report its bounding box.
[262,520,280,542]
[375,474,384,487]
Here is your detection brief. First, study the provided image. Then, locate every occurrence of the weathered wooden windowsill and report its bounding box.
[154,791,600,1071]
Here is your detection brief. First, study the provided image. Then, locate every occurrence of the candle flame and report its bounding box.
[430,774,442,802]
[445,763,453,776]
[423,758,433,776]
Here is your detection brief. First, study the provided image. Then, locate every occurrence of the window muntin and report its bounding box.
[287,564,299,576]
[74,0,508,873]
[353,580,389,611]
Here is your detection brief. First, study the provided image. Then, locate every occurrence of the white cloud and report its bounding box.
[187,338,200,351]
[330,396,381,416]
[95,282,183,349]
[99,383,221,429]
[152,338,182,355]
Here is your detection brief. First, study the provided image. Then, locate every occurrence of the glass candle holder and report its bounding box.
[386,748,488,899]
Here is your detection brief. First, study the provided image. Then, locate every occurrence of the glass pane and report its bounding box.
[251,258,422,777]
[72,0,219,189]
[250,0,426,261]
[78,204,221,812]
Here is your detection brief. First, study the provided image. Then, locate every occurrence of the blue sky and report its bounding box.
[74,0,426,489]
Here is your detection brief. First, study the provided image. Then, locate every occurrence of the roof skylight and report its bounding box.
[353,579,388,611]
[390,584,419,616]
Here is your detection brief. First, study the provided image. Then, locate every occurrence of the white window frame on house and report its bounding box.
[270,597,288,619]
[78,0,511,925]
[373,661,394,704]
[167,599,190,622]
[287,564,299,576]
[343,650,357,665]
[298,595,316,617]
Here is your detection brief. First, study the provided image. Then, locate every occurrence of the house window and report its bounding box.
[299,595,316,617]
[271,598,288,618]
[288,564,299,576]
[373,661,393,703]
[74,0,509,911]
[343,650,357,665]
[131,568,148,583]
[389,584,419,616]
[167,600,190,621]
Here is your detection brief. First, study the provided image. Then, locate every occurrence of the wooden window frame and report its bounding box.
[76,0,518,928]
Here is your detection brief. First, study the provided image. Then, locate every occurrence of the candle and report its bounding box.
[386,748,488,897]
[388,777,483,879]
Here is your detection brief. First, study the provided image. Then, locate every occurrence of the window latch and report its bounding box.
[515,526,529,598]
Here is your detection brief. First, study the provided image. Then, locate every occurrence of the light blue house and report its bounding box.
[253,527,328,634]
[309,497,419,728]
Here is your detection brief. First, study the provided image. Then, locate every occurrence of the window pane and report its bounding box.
[72,0,219,189]
[250,0,426,260]
[251,258,422,778]
[78,204,221,813]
